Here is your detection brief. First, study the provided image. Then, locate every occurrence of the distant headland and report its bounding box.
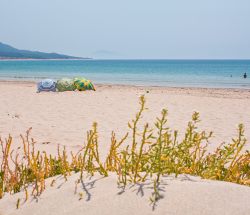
[0,42,90,60]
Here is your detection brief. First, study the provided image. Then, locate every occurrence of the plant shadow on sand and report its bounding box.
[123,179,167,211]
[79,177,104,201]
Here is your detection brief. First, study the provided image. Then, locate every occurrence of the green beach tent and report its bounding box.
[56,78,76,92]
[73,77,96,91]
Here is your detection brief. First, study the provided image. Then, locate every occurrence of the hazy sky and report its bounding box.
[0,0,249,59]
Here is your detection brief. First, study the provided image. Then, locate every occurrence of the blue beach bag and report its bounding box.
[37,79,57,93]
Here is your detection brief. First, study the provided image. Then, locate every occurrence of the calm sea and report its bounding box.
[0,60,250,88]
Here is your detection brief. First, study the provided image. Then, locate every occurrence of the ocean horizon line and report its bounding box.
[1,58,250,61]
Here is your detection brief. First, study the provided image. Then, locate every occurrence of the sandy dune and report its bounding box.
[0,173,250,215]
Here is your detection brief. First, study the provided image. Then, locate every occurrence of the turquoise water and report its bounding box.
[0,60,250,88]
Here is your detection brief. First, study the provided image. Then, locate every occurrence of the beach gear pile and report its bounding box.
[37,79,57,93]
[73,77,95,91]
[56,78,76,92]
[37,77,95,93]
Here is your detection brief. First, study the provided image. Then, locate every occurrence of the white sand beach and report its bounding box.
[0,81,249,153]
[0,81,250,215]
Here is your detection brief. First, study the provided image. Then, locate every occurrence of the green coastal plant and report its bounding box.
[0,95,249,209]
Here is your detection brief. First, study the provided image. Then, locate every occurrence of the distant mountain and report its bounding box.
[0,42,85,59]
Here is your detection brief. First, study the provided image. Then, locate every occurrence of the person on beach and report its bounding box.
[243,73,247,78]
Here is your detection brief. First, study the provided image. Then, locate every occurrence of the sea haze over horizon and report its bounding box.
[0,59,250,89]
[1,0,249,59]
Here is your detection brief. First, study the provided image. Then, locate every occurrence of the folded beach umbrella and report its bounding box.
[37,79,56,93]
[73,77,96,91]
[56,78,76,92]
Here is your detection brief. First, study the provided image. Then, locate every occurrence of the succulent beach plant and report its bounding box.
[0,96,249,209]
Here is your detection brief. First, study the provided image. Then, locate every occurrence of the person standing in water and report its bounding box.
[243,72,247,78]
